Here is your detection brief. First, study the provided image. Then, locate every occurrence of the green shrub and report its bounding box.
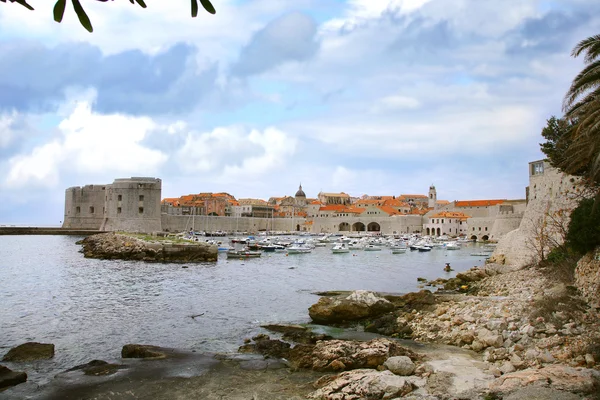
[566,198,600,254]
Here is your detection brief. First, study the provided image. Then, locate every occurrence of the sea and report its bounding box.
[0,235,491,388]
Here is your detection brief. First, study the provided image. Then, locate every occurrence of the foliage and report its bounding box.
[559,34,600,188]
[1,0,216,32]
[540,116,576,172]
[566,198,600,254]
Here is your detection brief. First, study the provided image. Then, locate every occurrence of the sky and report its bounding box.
[0,0,598,225]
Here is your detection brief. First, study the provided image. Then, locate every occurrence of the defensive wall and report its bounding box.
[490,161,584,268]
[161,214,308,233]
[63,177,162,234]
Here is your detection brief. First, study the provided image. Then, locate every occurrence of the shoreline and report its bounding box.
[2,257,599,398]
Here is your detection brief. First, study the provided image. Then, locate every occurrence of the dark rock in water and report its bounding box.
[66,360,126,376]
[364,312,413,338]
[239,335,291,359]
[261,324,332,344]
[0,365,27,390]
[308,290,394,324]
[2,342,55,362]
[121,344,166,359]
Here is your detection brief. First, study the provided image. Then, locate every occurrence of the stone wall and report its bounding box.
[63,184,106,230]
[103,178,162,233]
[490,161,583,269]
[161,214,308,233]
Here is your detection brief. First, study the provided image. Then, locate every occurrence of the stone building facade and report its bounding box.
[63,177,162,233]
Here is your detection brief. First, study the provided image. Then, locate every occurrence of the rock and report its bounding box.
[307,369,420,399]
[489,365,600,394]
[585,353,595,367]
[121,344,167,359]
[399,290,435,309]
[537,350,555,364]
[66,360,125,376]
[503,386,582,400]
[238,337,291,359]
[384,356,416,376]
[81,233,218,262]
[2,342,55,362]
[0,365,27,390]
[499,361,516,374]
[308,290,394,324]
[289,338,418,372]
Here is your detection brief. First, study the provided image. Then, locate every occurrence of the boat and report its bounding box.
[287,244,312,254]
[444,242,461,250]
[363,245,382,251]
[391,248,407,254]
[261,244,285,252]
[331,243,350,254]
[417,246,432,252]
[226,249,262,259]
[470,252,491,256]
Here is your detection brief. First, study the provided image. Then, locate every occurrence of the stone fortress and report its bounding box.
[63,160,557,242]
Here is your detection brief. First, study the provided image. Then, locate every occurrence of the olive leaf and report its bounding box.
[200,0,216,15]
[53,0,66,22]
[191,0,198,17]
[71,0,93,32]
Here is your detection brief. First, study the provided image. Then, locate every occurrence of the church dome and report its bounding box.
[295,184,306,198]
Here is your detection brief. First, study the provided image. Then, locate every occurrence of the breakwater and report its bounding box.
[0,227,104,236]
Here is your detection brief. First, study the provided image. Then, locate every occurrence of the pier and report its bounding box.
[0,226,104,236]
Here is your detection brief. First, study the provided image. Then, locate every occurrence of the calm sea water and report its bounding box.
[0,235,488,385]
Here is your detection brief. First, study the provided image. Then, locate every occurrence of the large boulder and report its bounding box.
[66,360,125,376]
[0,365,27,390]
[489,365,600,395]
[121,344,167,359]
[308,290,394,324]
[384,356,416,376]
[2,342,54,362]
[289,338,418,372]
[238,335,291,359]
[307,369,423,399]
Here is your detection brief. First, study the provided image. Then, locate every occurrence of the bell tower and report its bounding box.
[428,184,437,209]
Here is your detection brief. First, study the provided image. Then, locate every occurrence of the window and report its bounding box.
[139,195,144,201]
[139,207,144,214]
[485,227,488,231]
[531,161,544,176]
[89,206,94,214]
[117,207,122,214]
[478,227,481,231]
[76,206,81,214]
[117,195,122,201]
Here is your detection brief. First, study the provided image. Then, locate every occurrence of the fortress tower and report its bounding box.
[428,185,437,210]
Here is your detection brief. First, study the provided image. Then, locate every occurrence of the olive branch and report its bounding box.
[0,0,216,32]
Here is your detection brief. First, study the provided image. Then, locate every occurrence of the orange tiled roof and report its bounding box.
[310,200,322,205]
[377,206,403,216]
[400,194,428,199]
[455,200,505,207]
[410,208,430,215]
[355,199,381,205]
[436,200,450,205]
[319,205,348,212]
[383,198,410,207]
[430,211,471,220]
[335,207,365,214]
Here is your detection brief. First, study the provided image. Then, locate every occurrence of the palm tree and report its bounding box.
[562,34,600,189]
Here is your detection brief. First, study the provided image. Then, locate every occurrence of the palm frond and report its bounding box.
[571,34,600,63]
[563,60,600,111]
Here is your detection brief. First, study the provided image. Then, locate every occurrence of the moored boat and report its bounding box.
[226,249,262,258]
[331,243,350,254]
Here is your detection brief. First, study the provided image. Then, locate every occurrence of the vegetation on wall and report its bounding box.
[0,0,216,32]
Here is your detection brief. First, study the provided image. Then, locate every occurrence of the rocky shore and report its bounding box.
[79,232,218,262]
[2,256,600,399]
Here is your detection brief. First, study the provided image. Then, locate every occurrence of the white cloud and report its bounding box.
[0,111,17,148]
[177,125,297,181]
[4,98,168,188]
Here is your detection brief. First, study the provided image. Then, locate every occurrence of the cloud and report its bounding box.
[177,125,297,181]
[3,96,168,189]
[0,41,217,115]
[231,12,319,76]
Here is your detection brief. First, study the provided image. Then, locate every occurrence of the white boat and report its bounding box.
[391,248,407,254]
[331,243,350,254]
[348,240,365,250]
[445,242,461,250]
[417,246,432,252]
[287,244,312,254]
[364,245,382,251]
